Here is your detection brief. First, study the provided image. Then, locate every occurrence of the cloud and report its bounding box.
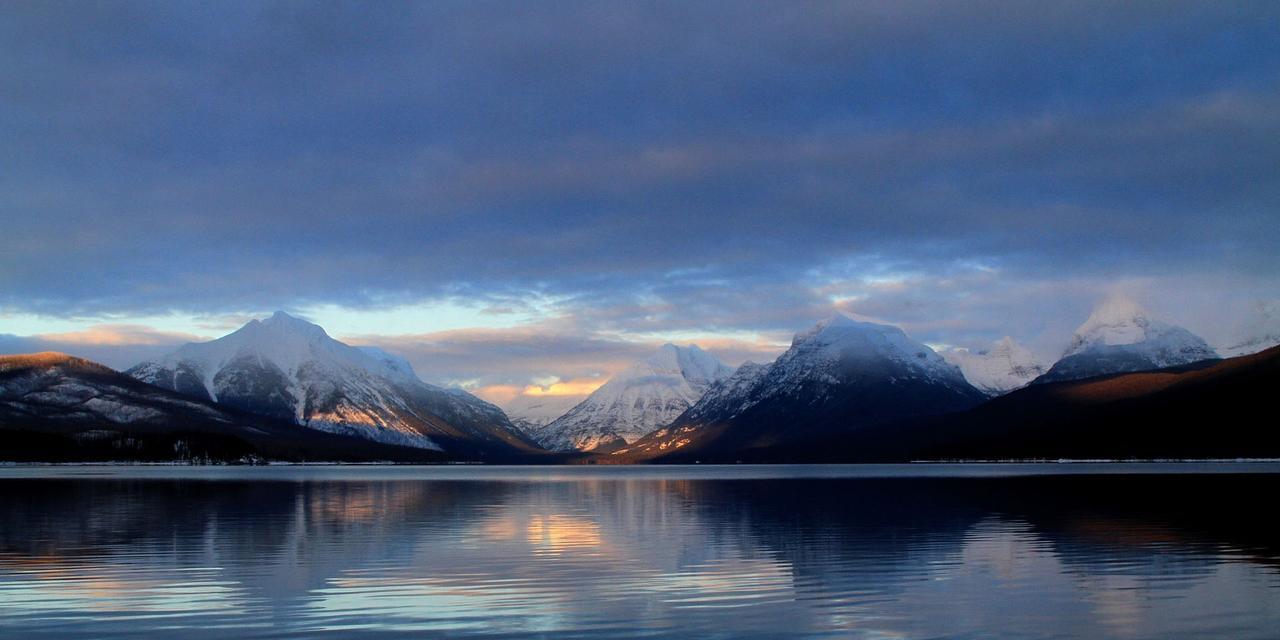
[468,377,608,408]
[520,378,607,398]
[1,1,1277,375]
[34,324,205,346]
[0,324,199,370]
[345,323,785,391]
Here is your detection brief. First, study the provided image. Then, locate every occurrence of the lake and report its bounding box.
[1,464,1278,638]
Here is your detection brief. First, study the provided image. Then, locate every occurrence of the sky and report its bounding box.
[2,1,1278,407]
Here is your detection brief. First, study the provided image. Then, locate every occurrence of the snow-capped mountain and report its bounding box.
[127,312,537,457]
[503,393,583,434]
[1033,297,1219,385]
[527,344,733,452]
[1220,300,1280,357]
[0,352,453,462]
[620,314,986,459]
[942,337,1046,396]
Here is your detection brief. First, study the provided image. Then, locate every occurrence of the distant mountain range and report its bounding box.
[527,344,733,452]
[827,344,1280,463]
[625,343,1280,463]
[3,303,1278,463]
[616,315,987,458]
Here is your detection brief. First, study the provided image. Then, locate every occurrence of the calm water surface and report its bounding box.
[1,464,1278,639]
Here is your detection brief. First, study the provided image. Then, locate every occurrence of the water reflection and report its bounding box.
[0,470,1277,639]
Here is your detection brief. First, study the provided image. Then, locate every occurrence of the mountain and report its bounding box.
[127,312,539,458]
[618,314,987,460]
[806,345,1280,462]
[503,393,583,434]
[0,353,451,462]
[1221,300,1280,357]
[527,344,733,452]
[942,337,1046,396]
[1033,297,1218,385]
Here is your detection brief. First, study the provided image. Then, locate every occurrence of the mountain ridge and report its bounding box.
[0,352,454,463]
[619,315,987,459]
[1033,297,1218,385]
[127,312,538,457]
[942,337,1046,396]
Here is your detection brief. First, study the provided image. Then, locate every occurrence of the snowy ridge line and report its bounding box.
[125,311,528,455]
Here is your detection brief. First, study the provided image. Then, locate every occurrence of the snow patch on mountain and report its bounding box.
[942,337,1046,396]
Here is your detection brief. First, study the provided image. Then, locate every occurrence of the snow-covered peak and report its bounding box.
[527,343,734,451]
[253,310,331,339]
[1062,296,1217,361]
[127,313,532,454]
[1221,300,1280,357]
[143,312,420,389]
[792,313,862,347]
[786,314,962,381]
[942,337,1046,396]
[1034,297,1219,384]
[1066,296,1157,352]
[619,319,986,458]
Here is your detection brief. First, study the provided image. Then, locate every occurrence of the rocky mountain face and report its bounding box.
[127,312,538,458]
[1033,297,1218,385]
[942,337,1046,396]
[619,315,986,459]
[527,344,733,452]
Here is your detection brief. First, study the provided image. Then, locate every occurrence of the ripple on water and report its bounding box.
[0,467,1278,639]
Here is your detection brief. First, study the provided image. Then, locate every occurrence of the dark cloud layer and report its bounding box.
[2,1,1278,360]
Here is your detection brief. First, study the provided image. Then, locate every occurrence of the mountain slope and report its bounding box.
[528,344,733,452]
[942,337,1046,396]
[620,315,986,460]
[0,353,452,462]
[503,393,583,434]
[1034,297,1218,385]
[810,345,1280,462]
[128,312,539,458]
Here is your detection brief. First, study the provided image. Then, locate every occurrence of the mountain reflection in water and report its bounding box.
[1,466,1278,639]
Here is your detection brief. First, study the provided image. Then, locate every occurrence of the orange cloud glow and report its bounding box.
[470,384,525,404]
[470,377,606,405]
[521,378,605,397]
[34,324,206,346]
